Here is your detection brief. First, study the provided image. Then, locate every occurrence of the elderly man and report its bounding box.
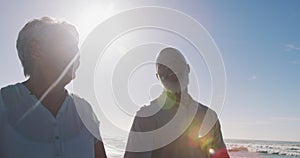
[124,47,230,158]
[0,17,106,158]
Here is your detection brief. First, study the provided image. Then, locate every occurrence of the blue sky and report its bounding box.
[0,0,300,141]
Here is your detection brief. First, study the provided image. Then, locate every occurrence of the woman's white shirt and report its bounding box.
[0,83,101,158]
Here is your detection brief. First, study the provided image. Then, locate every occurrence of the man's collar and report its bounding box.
[156,90,193,110]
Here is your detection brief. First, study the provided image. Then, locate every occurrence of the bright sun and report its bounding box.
[75,3,115,44]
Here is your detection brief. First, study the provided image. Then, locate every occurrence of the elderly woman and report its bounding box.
[0,17,107,158]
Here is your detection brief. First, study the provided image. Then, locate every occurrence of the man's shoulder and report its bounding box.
[195,102,218,117]
[136,100,161,118]
[193,102,220,137]
[136,100,218,117]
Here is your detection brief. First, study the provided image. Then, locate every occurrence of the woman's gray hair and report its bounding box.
[16,16,79,77]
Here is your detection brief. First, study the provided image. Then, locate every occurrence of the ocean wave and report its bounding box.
[227,142,300,157]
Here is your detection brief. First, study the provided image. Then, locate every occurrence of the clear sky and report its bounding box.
[1,0,300,142]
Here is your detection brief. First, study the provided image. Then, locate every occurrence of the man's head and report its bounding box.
[16,17,79,84]
[156,47,190,93]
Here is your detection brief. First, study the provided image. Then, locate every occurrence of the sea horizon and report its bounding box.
[225,138,300,144]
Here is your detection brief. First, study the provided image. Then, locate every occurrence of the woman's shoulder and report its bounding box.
[0,85,4,114]
[69,93,101,129]
[1,83,20,95]
[69,93,92,106]
[0,83,21,111]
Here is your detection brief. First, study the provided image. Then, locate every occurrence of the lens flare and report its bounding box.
[209,148,216,155]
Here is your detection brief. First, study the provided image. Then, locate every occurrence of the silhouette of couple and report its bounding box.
[0,17,229,158]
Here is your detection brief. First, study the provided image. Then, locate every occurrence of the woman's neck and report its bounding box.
[23,74,66,100]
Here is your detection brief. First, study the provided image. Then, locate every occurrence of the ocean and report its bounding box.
[102,137,300,158]
[226,139,300,158]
